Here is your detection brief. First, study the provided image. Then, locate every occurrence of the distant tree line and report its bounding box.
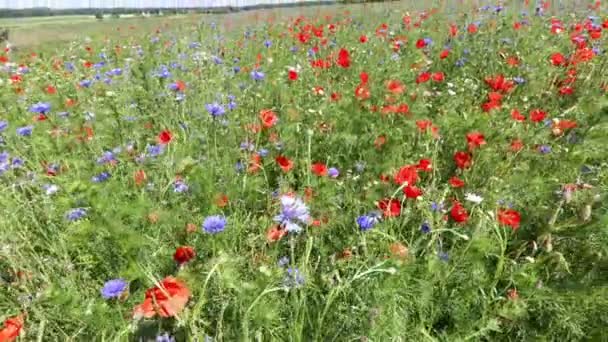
[0,1,341,19]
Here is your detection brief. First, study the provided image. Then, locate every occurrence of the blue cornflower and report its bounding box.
[11,157,24,168]
[97,151,116,165]
[356,212,381,231]
[538,145,551,154]
[455,58,467,67]
[258,148,269,157]
[206,103,226,118]
[431,202,444,212]
[28,102,51,114]
[423,37,433,46]
[156,333,175,342]
[235,160,245,173]
[42,184,59,195]
[64,61,75,71]
[66,208,87,221]
[147,144,165,157]
[79,79,93,88]
[233,66,241,73]
[328,167,340,178]
[16,126,33,137]
[189,42,201,49]
[156,66,171,78]
[438,251,449,262]
[513,76,526,84]
[278,256,290,267]
[240,141,254,151]
[173,180,189,193]
[264,39,272,48]
[101,278,128,299]
[202,215,227,234]
[290,46,298,53]
[111,68,122,76]
[91,171,111,183]
[250,70,265,81]
[0,120,8,132]
[228,100,237,110]
[420,221,431,234]
[212,56,223,64]
[284,268,305,288]
[274,195,310,234]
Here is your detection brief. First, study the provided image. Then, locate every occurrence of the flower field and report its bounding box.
[1,1,608,340]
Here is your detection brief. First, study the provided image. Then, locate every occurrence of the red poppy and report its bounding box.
[415,38,427,49]
[558,86,574,96]
[157,130,173,145]
[311,162,328,176]
[450,201,469,223]
[275,156,294,173]
[498,209,521,230]
[394,165,418,186]
[449,176,465,188]
[215,193,229,207]
[466,132,486,150]
[83,60,93,68]
[416,72,431,84]
[267,225,287,242]
[453,151,472,169]
[173,80,186,92]
[550,52,567,66]
[374,135,386,149]
[431,72,445,82]
[416,120,432,131]
[440,49,450,59]
[510,139,524,152]
[330,92,341,101]
[386,80,405,94]
[449,24,458,36]
[134,170,147,186]
[248,153,262,173]
[288,69,298,81]
[173,246,196,265]
[484,74,514,93]
[45,85,57,94]
[467,23,478,34]
[416,158,432,172]
[378,198,401,217]
[336,48,351,68]
[359,35,368,43]
[360,72,369,84]
[511,109,526,122]
[355,84,370,100]
[0,315,24,342]
[529,109,547,123]
[133,277,190,319]
[404,185,423,199]
[260,109,278,128]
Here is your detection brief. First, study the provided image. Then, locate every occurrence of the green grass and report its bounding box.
[0,1,607,341]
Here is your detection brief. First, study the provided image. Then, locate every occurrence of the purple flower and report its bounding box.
[274,195,309,233]
[202,215,227,234]
[101,278,128,299]
[66,208,87,221]
[356,212,381,231]
[264,39,272,48]
[278,256,290,267]
[147,144,165,157]
[0,120,7,132]
[156,333,175,342]
[420,221,431,234]
[250,70,265,81]
[16,126,33,137]
[284,268,305,288]
[173,180,189,193]
[328,167,340,178]
[538,145,551,154]
[79,79,93,88]
[28,102,51,114]
[97,151,117,165]
[92,172,111,183]
[206,103,226,118]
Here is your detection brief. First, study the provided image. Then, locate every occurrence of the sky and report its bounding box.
[0,0,308,9]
